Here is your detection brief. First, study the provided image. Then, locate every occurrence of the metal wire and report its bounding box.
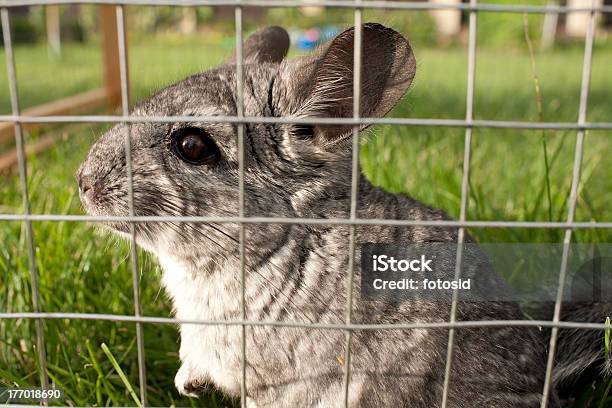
[1,214,611,229]
[1,0,612,14]
[0,6,50,397]
[540,2,596,406]
[1,313,610,332]
[115,5,148,406]
[0,1,610,407]
[342,5,362,406]
[2,114,612,129]
[440,0,478,404]
[234,5,248,407]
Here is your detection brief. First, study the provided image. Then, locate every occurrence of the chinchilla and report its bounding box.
[77,24,609,407]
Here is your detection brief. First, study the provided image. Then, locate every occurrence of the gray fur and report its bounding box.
[77,24,605,407]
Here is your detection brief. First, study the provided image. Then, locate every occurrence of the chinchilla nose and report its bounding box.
[76,166,98,206]
[76,167,93,193]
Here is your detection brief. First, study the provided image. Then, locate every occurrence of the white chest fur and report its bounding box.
[158,253,242,395]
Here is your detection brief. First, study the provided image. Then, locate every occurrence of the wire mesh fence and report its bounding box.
[0,1,610,408]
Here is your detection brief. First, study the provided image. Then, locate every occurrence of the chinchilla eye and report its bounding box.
[293,124,314,140]
[172,128,219,165]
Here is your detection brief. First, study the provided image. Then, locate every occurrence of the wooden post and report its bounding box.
[0,5,126,143]
[180,7,197,34]
[566,0,602,37]
[100,5,127,108]
[46,5,61,57]
[430,0,462,38]
[540,2,559,50]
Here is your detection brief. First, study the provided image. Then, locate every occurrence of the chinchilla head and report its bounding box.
[76,23,416,259]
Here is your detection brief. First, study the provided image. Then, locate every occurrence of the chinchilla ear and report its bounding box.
[228,26,290,64]
[284,23,416,147]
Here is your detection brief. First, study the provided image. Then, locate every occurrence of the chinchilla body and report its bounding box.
[158,175,547,407]
[77,24,607,407]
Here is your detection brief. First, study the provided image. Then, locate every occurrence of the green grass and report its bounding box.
[1,30,611,407]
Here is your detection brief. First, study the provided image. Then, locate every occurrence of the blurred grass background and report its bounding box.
[1,3,611,407]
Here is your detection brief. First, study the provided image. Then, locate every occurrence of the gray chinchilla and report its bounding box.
[77,23,608,407]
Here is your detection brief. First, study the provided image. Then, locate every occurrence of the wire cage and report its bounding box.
[1,1,611,407]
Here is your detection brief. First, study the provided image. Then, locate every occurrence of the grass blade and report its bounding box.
[523,13,553,224]
[605,317,610,363]
[101,343,142,407]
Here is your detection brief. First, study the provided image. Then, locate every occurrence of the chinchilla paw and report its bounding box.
[175,363,210,397]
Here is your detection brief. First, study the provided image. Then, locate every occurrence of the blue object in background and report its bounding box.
[294,26,340,51]
[320,26,339,42]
